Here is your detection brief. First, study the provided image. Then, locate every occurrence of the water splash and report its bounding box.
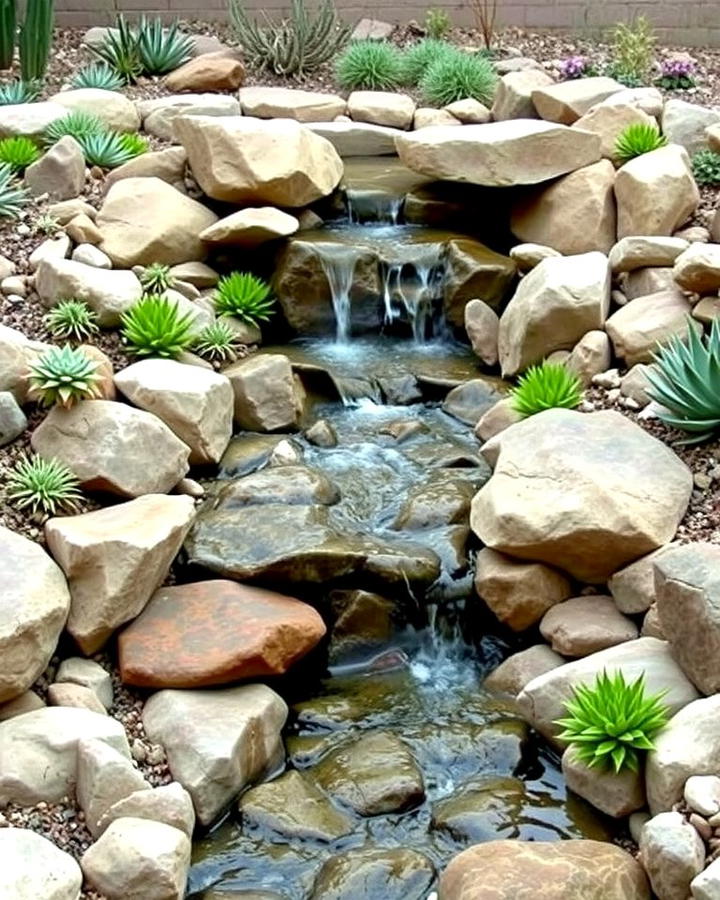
[315,243,362,343]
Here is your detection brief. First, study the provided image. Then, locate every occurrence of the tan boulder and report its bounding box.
[24,135,86,201]
[566,330,612,385]
[395,119,601,188]
[474,397,522,441]
[673,242,720,293]
[306,121,399,156]
[623,265,676,300]
[47,682,107,714]
[562,746,646,818]
[174,115,344,206]
[443,238,516,320]
[609,235,689,273]
[45,494,195,654]
[96,782,195,838]
[55,657,113,709]
[532,76,626,124]
[471,410,693,582]
[413,107,460,129]
[0,526,70,704]
[0,101,68,138]
[509,242,561,271]
[77,738,149,837]
[0,691,45,722]
[615,145,699,238]
[497,251,610,377]
[539,595,638,657]
[640,811,705,900]
[32,401,190,497]
[225,354,305,432]
[572,102,656,159]
[348,90,415,129]
[464,298,499,366]
[239,86,345,122]
[595,86,663,118]
[445,98,490,123]
[165,52,245,92]
[608,545,681,615]
[510,160,616,255]
[200,207,299,247]
[605,289,699,365]
[97,177,217,268]
[0,828,83,900]
[490,69,555,121]
[138,94,240,141]
[50,88,140,132]
[65,213,103,245]
[105,147,188,191]
[693,295,720,324]
[484,644,565,695]
[662,98,720,154]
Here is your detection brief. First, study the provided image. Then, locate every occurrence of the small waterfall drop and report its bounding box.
[346,188,403,225]
[315,243,361,343]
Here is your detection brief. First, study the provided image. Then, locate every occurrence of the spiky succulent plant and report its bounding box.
[89,14,143,83]
[140,262,175,295]
[510,362,583,417]
[43,110,105,148]
[28,344,103,408]
[121,295,195,358]
[45,299,99,342]
[335,40,403,90]
[691,149,720,186]
[555,670,669,773]
[71,62,126,91]
[419,48,498,106]
[0,79,40,105]
[136,16,194,74]
[646,317,720,444]
[0,163,27,219]
[0,136,40,171]
[213,272,274,325]
[6,454,83,516]
[193,320,242,363]
[614,122,668,165]
[76,129,148,168]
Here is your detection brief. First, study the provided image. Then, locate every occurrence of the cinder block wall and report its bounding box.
[54,0,720,47]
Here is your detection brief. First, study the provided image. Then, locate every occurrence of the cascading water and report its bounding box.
[315,242,361,343]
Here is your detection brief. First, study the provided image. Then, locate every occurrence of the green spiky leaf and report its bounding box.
[6,453,83,516]
[136,16,194,75]
[0,79,41,105]
[336,40,403,90]
[140,262,175,295]
[45,299,99,342]
[71,62,126,91]
[28,344,103,408]
[213,272,274,325]
[0,136,39,171]
[510,361,583,417]
[43,110,106,148]
[614,122,667,165]
[193,319,242,363]
[0,162,28,219]
[121,295,195,359]
[76,129,148,168]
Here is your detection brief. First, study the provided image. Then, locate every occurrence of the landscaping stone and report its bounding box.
[240,770,353,840]
[0,526,70,704]
[96,782,195,838]
[71,243,111,268]
[199,207,299,246]
[472,410,692,582]
[623,266,676,299]
[115,359,233,465]
[0,706,130,805]
[34,257,142,327]
[32,401,190,497]
[348,90,415,129]
[170,260,219,288]
[310,848,435,900]
[105,146,188,190]
[0,389,26,445]
[0,828,82,900]
[484,644,565,695]
[510,160,616,255]
[562,745,645,817]
[393,475,475,530]
[213,464,339,507]
[431,774,529,842]
[673,242,720,293]
[0,325,32,400]
[685,775,720,817]
[45,494,194,654]
[0,101,67,138]
[55,657,113,709]
[24,135,85,200]
[351,17,392,39]
[142,684,288,824]
[97,177,216,268]
[662,98,720,154]
[396,120,601,188]
[596,86,664,117]
[532,76,625,123]
[306,120,399,155]
[439,840,649,899]
[225,353,305,431]
[464,298,499,366]
[51,88,140,132]
[138,94,241,141]
[239,86,345,121]
[609,236,689,273]
[474,547,572,631]
[615,145,699,238]
[165,51,245,92]
[445,98,491,123]
[414,107,460,128]
[518,636,698,743]
[509,242,561,270]
[497,251,610,377]
[66,214,103,245]
[0,691,44,722]
[693,295,720,323]
[619,363,654,407]
[81,817,190,900]
[441,379,504,426]
[77,738,149,837]
[442,238,517,321]
[605,289,699,365]
[47,682,106,714]
[608,545,681,614]
[692,859,720,900]
[119,580,326,688]
[28,233,71,270]
[567,330,612,385]
[640,811,705,900]
[539,595,638,656]
[490,69,555,120]
[174,115,344,206]
[48,198,96,224]
[572,102,656,159]
[654,543,720,695]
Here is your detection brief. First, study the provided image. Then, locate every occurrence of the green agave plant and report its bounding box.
[335,40,403,91]
[419,48,498,106]
[45,299,99,342]
[400,38,455,86]
[510,362,583,417]
[28,344,103,408]
[691,149,720,186]
[71,62,126,91]
[121,295,195,358]
[43,110,105,148]
[0,78,40,105]
[137,16,194,75]
[0,162,28,219]
[0,136,40,172]
[646,317,720,444]
[77,129,148,168]
[614,122,668,165]
[90,14,143,83]
[6,453,83,516]
[213,272,274,325]
[140,262,175,295]
[555,670,669,774]
[193,319,242,363]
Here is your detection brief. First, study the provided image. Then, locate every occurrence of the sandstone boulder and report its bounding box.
[96,782,195,838]
[673,242,720,293]
[445,98,491,123]
[662,98,720,154]
[0,828,82,900]
[24,135,85,200]
[348,90,415,129]
[572,102,656,159]
[464,298,499,366]
[539,595,638,657]
[306,121,399,156]
[608,545,682,615]
[165,51,245,92]
[137,94,240,141]
[566,330,612,385]
[0,389,26,444]
[55,657,113,709]
[35,257,142,326]
[47,682,106,714]
[0,101,67,138]
[491,69,555,120]
[225,353,305,431]
[50,88,139,132]
[562,745,645,817]
[239,86,345,121]
[105,146,188,190]
[609,236,689,273]
[639,811,705,900]
[199,207,299,246]
[484,644,565,695]
[605,289,699,365]
[77,738,149,836]
[310,848,434,900]
[532,76,626,124]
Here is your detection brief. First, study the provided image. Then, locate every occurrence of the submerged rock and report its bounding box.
[310,848,435,900]
[212,465,339,508]
[431,774,528,841]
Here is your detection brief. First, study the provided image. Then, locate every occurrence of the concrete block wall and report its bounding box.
[54,0,720,47]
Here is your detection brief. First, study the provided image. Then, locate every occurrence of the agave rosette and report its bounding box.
[28,344,103,408]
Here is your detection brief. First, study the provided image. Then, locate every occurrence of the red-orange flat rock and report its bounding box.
[118,579,326,688]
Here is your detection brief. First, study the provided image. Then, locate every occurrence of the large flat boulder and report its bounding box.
[0,101,68,138]
[50,87,140,132]
[471,410,692,582]
[394,120,601,188]
[119,580,326,688]
[306,121,400,156]
[45,494,195,654]
[239,86,345,121]
[199,207,299,247]
[174,115,344,206]
[0,828,82,900]
[497,251,610,377]
[137,93,241,141]
[532,76,626,124]
[142,684,288,825]
[0,527,70,703]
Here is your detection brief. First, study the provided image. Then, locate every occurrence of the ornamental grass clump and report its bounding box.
[213,272,275,325]
[43,110,105,148]
[510,362,583,417]
[646,317,720,444]
[607,15,656,87]
[0,162,27,219]
[45,299,99,342]
[193,320,242,363]
[691,150,720,186]
[336,40,403,91]
[6,454,83,516]
[614,122,667,165]
[400,39,455,87]
[0,136,39,172]
[555,670,669,773]
[28,344,103,408]
[121,295,194,359]
[140,262,175,295]
[419,48,498,106]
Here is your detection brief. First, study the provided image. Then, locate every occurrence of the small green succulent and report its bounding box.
[140,262,175,295]
[193,320,242,363]
[34,213,60,235]
[77,129,148,168]
[6,454,83,516]
[89,14,143,84]
[614,122,668,165]
[555,670,669,774]
[213,272,274,325]
[136,16,194,74]
[43,110,106,148]
[335,40,404,90]
[510,362,583,417]
[71,63,126,91]
[400,38,456,86]
[0,136,40,172]
[121,295,195,358]
[691,149,720,186]
[419,48,498,106]
[28,345,103,408]
[0,79,41,106]
[45,299,99,342]
[0,163,28,219]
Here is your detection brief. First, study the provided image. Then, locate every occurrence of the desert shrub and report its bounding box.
[6,454,83,516]
[121,295,195,358]
[28,344,103,408]
[419,48,497,107]
[510,362,583,417]
[213,272,274,325]
[607,16,656,87]
[336,40,403,91]
[614,122,667,165]
[424,7,451,40]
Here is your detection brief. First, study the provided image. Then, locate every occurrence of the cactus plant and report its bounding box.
[19,0,54,82]
[0,0,15,70]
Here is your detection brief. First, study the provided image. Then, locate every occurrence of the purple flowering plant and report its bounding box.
[559,55,598,80]
[657,57,696,90]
